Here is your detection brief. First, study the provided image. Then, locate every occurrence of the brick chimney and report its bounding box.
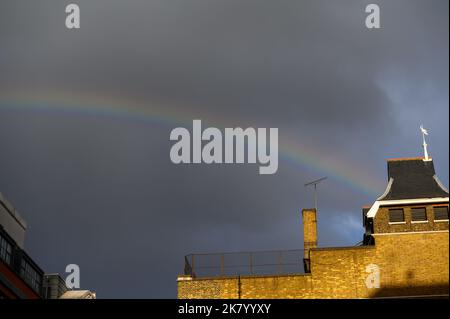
[302,208,317,273]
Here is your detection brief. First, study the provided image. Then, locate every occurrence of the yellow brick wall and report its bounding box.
[177,231,449,298]
[308,246,374,298]
[302,209,317,252]
[178,277,239,299]
[240,275,313,299]
[369,231,449,297]
[374,204,449,234]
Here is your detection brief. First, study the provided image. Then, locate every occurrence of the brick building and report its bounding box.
[0,192,95,299]
[177,157,449,298]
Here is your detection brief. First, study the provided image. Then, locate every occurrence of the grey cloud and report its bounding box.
[0,0,448,297]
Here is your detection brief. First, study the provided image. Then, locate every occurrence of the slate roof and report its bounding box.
[378,157,448,200]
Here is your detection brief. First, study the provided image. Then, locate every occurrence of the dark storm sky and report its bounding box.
[0,1,448,298]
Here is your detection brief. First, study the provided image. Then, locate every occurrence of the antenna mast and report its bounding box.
[304,177,327,211]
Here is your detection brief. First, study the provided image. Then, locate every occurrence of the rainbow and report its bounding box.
[0,89,384,197]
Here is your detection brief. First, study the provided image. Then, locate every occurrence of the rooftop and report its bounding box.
[378,158,448,201]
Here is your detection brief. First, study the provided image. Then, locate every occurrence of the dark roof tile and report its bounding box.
[378,158,448,200]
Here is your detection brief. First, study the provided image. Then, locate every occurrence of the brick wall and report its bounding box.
[177,231,449,298]
[373,204,449,234]
[178,276,239,299]
[302,209,317,253]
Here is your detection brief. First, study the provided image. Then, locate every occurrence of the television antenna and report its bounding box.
[304,177,327,211]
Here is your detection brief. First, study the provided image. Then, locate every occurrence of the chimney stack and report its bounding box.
[302,208,317,273]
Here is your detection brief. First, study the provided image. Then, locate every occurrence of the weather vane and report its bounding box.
[420,125,431,161]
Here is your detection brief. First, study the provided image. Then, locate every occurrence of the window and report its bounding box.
[389,208,405,223]
[20,259,42,293]
[434,206,449,221]
[411,207,427,222]
[0,235,12,265]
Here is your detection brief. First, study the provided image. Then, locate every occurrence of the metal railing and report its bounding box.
[184,249,306,278]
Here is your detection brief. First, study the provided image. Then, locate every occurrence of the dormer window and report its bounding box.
[433,206,449,221]
[389,208,405,223]
[411,207,427,222]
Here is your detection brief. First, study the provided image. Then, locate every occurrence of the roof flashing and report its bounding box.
[377,177,394,201]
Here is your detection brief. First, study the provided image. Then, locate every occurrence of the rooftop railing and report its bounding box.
[184,249,306,278]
